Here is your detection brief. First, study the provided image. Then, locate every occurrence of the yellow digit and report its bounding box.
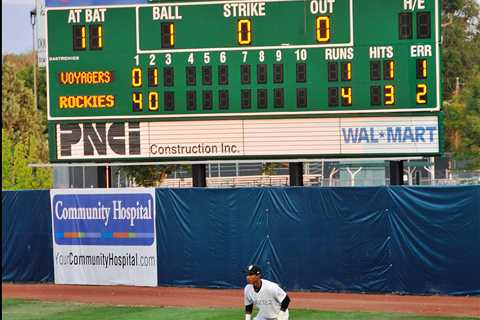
[384,85,395,105]
[131,67,142,87]
[81,26,86,49]
[422,60,427,78]
[238,19,252,45]
[97,25,103,49]
[384,60,394,80]
[169,23,175,47]
[316,16,330,43]
[343,62,352,80]
[148,92,159,111]
[341,87,352,106]
[132,92,143,111]
[389,61,394,79]
[416,84,427,104]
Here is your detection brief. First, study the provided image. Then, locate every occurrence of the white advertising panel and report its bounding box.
[36,0,46,67]
[50,188,157,286]
[55,116,440,160]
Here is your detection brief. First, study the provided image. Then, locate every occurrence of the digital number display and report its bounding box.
[257,64,267,84]
[202,90,213,110]
[219,90,229,109]
[187,91,196,110]
[148,91,159,111]
[164,91,174,110]
[296,63,307,83]
[341,62,352,81]
[161,22,175,48]
[417,12,431,39]
[417,59,427,79]
[202,66,212,85]
[328,87,339,106]
[218,65,229,85]
[257,89,267,108]
[73,25,86,51]
[416,84,428,104]
[384,60,394,80]
[370,61,381,81]
[148,67,158,87]
[274,88,284,108]
[241,89,251,109]
[237,19,252,45]
[297,88,307,108]
[132,92,142,111]
[328,62,338,81]
[89,24,103,50]
[341,87,352,106]
[164,67,174,86]
[398,12,412,40]
[316,16,331,43]
[370,86,381,105]
[47,0,441,121]
[186,66,196,86]
[131,67,142,87]
[384,85,395,105]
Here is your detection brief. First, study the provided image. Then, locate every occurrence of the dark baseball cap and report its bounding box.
[245,265,261,275]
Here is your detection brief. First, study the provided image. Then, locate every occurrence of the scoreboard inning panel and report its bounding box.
[46,0,441,120]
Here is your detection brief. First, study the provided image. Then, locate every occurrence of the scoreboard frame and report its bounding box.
[46,0,443,162]
[45,0,442,121]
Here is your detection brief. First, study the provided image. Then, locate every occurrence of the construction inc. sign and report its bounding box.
[52,116,440,161]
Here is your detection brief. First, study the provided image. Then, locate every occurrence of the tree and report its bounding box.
[444,72,480,169]
[2,129,14,189]
[442,0,480,99]
[120,164,189,187]
[12,139,33,190]
[2,59,52,190]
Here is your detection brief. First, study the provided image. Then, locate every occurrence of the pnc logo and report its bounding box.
[58,122,141,157]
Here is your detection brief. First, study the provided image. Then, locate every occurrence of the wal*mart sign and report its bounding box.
[46,0,441,120]
[52,116,440,160]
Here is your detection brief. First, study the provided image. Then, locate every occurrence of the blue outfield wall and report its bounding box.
[3,186,480,295]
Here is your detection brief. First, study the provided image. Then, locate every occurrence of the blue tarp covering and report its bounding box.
[2,190,54,283]
[3,186,480,295]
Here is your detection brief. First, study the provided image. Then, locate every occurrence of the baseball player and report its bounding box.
[244,265,291,320]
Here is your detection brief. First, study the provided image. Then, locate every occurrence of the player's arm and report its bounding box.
[280,294,290,311]
[245,303,253,320]
[275,286,290,320]
[244,287,254,320]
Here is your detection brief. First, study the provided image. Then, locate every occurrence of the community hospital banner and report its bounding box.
[50,188,157,286]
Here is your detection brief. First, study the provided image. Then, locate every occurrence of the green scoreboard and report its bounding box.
[47,0,442,161]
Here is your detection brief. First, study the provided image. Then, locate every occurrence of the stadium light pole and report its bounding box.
[30,9,38,111]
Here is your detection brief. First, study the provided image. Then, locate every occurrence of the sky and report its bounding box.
[2,0,480,54]
[2,0,36,54]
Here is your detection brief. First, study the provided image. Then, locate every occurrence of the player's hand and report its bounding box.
[277,310,287,320]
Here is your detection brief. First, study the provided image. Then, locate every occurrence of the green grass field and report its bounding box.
[2,299,476,320]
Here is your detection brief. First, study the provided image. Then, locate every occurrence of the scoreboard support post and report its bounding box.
[97,165,112,188]
[289,162,304,186]
[389,161,404,185]
[192,164,207,187]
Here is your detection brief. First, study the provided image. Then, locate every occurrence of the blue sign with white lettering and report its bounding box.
[52,193,155,246]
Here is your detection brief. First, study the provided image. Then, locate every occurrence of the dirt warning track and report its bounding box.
[3,283,479,317]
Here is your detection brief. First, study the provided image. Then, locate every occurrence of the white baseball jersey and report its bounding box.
[244,279,289,320]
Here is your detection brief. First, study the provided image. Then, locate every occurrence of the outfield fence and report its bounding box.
[2,186,479,296]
